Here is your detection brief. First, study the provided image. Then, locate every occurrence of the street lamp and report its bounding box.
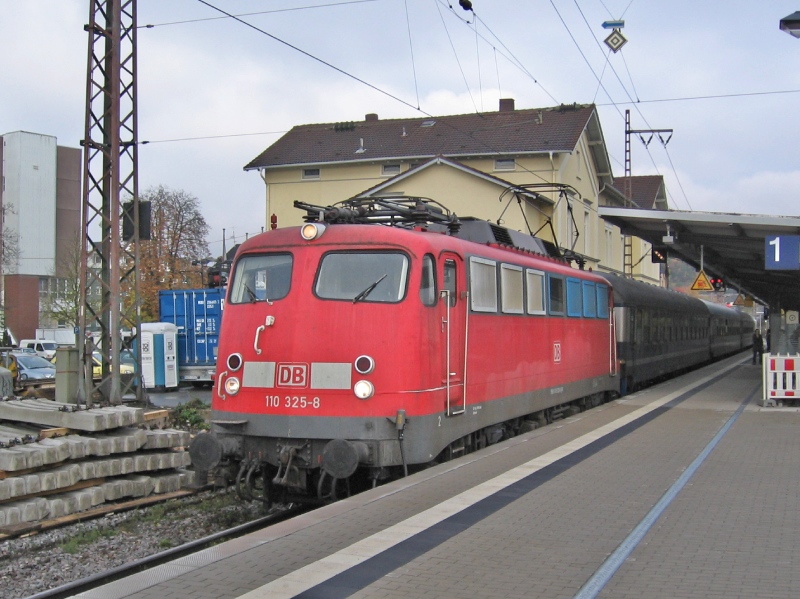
[780,11,800,38]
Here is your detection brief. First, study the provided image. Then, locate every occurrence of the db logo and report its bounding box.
[553,342,562,363]
[277,363,308,387]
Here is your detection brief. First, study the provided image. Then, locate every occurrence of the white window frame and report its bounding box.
[381,163,401,176]
[302,168,320,180]
[494,158,516,171]
[525,269,546,315]
[500,264,524,314]
[469,257,498,313]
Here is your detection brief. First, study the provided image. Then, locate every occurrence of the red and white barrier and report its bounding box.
[763,353,800,406]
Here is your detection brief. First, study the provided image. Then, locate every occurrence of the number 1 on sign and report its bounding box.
[769,237,780,262]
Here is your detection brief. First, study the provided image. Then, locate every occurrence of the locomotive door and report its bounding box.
[441,255,467,416]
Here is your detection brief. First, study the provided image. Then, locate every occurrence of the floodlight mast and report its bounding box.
[79,0,143,407]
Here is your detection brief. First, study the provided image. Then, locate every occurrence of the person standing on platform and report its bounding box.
[752,329,764,365]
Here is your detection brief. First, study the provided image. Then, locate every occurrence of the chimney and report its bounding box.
[365,113,379,122]
[499,98,515,112]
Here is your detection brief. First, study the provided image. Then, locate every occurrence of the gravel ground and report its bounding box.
[0,489,267,599]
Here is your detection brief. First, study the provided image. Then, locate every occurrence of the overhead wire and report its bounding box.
[403,0,421,110]
[432,0,480,114]
[167,0,795,218]
[567,0,692,209]
[140,0,381,28]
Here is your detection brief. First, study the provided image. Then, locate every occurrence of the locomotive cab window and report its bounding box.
[316,251,408,303]
[443,259,457,307]
[548,275,565,315]
[229,254,293,304]
[420,255,437,306]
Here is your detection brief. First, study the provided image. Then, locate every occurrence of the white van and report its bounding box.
[19,340,58,360]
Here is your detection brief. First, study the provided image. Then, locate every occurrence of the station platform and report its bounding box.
[77,352,800,599]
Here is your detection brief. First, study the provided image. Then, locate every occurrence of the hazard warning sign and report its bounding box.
[691,271,714,291]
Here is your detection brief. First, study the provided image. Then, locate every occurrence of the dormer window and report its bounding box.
[382,163,401,176]
[494,158,516,171]
[302,168,320,180]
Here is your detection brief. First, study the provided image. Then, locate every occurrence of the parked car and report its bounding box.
[18,339,58,360]
[51,351,135,380]
[13,353,57,385]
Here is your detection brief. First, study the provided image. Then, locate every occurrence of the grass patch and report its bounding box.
[61,528,117,554]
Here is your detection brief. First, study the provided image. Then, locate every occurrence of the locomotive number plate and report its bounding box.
[266,395,321,409]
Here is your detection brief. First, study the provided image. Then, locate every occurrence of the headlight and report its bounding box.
[227,353,243,371]
[301,223,326,241]
[354,355,375,375]
[353,380,374,400]
[224,377,241,396]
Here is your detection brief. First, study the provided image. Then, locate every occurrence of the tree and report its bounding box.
[136,186,210,320]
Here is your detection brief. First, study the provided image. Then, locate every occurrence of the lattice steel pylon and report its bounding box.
[78,0,142,406]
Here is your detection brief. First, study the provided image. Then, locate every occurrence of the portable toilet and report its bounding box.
[139,322,179,390]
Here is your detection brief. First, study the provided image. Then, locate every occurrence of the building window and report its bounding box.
[382,163,401,176]
[494,158,516,171]
[302,168,320,180]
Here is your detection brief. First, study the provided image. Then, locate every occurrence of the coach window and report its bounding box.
[566,278,582,317]
[501,264,524,314]
[420,255,437,306]
[548,275,565,315]
[316,251,408,303]
[443,260,457,307]
[470,257,498,312]
[229,253,293,304]
[526,269,546,315]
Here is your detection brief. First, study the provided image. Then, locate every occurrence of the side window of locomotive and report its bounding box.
[469,257,498,313]
[548,275,565,315]
[316,251,409,303]
[443,260,457,307]
[582,281,597,317]
[420,255,437,307]
[229,254,293,304]
[596,284,609,318]
[566,278,583,317]
[500,264,524,314]
[525,269,546,315]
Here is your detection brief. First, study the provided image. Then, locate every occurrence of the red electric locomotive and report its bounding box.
[190,198,618,502]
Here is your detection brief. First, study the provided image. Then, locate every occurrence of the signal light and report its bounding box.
[710,277,725,291]
[651,245,667,263]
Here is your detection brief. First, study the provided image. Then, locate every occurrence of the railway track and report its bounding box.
[25,502,307,599]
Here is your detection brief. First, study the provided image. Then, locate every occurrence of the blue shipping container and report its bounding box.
[158,288,224,385]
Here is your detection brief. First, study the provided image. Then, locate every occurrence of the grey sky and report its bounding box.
[2,0,799,258]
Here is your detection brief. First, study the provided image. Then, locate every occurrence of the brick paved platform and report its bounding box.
[79,352,797,599]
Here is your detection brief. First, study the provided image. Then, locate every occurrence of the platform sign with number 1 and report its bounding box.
[765,235,800,270]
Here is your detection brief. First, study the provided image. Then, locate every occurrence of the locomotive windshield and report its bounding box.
[316,252,408,303]
[229,253,293,303]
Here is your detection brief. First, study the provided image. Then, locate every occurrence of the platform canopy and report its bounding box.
[598,207,800,311]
